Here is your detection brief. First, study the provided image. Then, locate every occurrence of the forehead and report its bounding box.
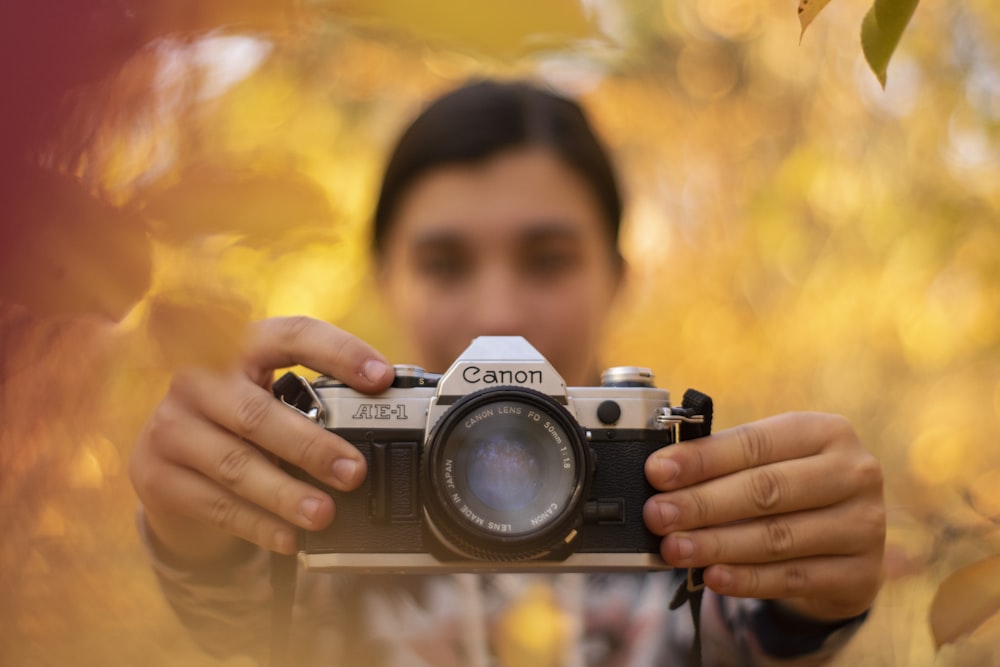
[387,148,607,248]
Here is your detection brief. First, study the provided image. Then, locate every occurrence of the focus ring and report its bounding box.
[421,386,592,562]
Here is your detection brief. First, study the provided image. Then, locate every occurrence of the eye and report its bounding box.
[415,252,470,284]
[522,248,579,281]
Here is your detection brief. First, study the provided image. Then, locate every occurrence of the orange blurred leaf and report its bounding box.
[930,555,1000,648]
[798,0,834,38]
[141,167,335,246]
[139,0,300,39]
[328,0,600,59]
[146,290,252,371]
[0,168,151,320]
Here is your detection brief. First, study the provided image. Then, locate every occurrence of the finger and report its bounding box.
[658,500,885,568]
[245,316,394,392]
[646,412,858,491]
[643,453,858,534]
[702,555,882,618]
[171,368,367,491]
[158,412,336,532]
[142,458,298,554]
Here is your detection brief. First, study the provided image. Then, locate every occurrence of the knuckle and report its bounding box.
[736,423,773,468]
[783,564,809,595]
[234,392,273,435]
[687,445,708,481]
[688,489,712,524]
[762,518,795,558]
[277,315,313,347]
[854,454,884,491]
[293,427,331,469]
[705,531,727,562]
[329,333,367,380]
[746,468,786,512]
[143,402,182,452]
[217,447,253,486]
[854,501,887,549]
[208,494,240,530]
[745,566,761,596]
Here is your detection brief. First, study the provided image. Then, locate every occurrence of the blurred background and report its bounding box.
[1,0,998,665]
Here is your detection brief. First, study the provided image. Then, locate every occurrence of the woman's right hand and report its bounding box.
[129,316,395,566]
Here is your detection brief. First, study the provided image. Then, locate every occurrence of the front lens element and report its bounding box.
[466,435,542,511]
[425,389,590,559]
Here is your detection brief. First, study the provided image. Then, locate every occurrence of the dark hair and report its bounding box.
[372,79,623,262]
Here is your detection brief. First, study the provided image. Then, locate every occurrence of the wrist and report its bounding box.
[751,599,870,659]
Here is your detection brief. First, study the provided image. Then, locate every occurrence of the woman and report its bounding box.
[130,79,885,666]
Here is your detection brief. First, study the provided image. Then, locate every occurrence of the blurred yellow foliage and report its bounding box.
[146,289,252,371]
[325,0,600,59]
[3,1,1000,666]
[142,167,336,246]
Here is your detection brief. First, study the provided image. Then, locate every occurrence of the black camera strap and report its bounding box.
[669,568,706,667]
[669,388,713,667]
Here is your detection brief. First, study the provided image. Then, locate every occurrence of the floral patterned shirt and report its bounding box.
[138,509,867,667]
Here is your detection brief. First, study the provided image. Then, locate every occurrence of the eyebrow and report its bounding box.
[411,221,583,251]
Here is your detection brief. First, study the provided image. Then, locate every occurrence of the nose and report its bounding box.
[466,265,529,337]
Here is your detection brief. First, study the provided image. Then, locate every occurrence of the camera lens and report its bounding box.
[423,387,591,561]
[466,436,541,511]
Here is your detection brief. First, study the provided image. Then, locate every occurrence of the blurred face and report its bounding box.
[378,147,623,386]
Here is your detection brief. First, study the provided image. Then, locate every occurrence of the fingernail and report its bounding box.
[362,359,391,383]
[332,458,360,486]
[658,502,679,527]
[674,536,695,560]
[299,496,322,523]
[658,457,680,483]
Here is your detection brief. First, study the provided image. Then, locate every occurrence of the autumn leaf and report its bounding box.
[929,555,1000,648]
[146,289,252,371]
[798,0,834,39]
[325,0,600,60]
[861,0,920,87]
[138,0,301,39]
[0,168,151,320]
[141,167,336,246]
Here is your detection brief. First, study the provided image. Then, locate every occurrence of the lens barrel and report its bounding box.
[423,386,592,561]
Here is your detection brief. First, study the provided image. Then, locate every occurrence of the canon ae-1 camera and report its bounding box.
[273,336,712,573]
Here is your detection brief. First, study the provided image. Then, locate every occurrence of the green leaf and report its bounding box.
[861,0,920,88]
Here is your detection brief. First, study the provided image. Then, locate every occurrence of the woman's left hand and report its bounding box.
[642,412,885,621]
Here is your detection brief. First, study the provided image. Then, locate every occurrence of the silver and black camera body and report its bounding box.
[273,336,712,573]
